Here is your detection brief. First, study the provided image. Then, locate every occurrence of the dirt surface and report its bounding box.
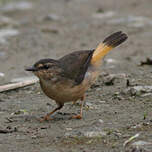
[0,0,152,151]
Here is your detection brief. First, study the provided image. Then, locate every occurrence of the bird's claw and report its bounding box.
[39,115,53,122]
[71,114,82,119]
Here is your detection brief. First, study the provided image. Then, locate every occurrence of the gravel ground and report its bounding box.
[0,0,152,151]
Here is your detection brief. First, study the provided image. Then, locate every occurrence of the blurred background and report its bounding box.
[0,0,152,84]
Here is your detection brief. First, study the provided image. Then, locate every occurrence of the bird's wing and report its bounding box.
[59,50,94,85]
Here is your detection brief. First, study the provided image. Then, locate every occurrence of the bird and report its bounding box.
[25,31,128,121]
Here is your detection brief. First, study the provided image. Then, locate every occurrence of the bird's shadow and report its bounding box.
[5,112,77,123]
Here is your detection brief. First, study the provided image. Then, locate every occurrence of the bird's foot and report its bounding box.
[39,115,53,122]
[71,114,82,119]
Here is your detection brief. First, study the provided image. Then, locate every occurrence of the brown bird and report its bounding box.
[26,31,128,121]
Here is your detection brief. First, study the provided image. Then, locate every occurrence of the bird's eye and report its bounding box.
[44,64,49,69]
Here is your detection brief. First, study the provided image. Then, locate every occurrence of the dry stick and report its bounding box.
[0,79,39,93]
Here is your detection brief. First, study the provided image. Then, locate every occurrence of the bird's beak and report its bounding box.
[25,66,37,72]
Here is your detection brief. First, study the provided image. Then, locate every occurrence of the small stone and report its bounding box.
[103,75,115,86]
[98,101,106,104]
[31,135,37,139]
[0,72,5,77]
[86,102,93,106]
[0,29,19,44]
[126,86,152,96]
[85,102,99,110]
[43,14,60,21]
[105,58,117,64]
[84,131,106,138]
[93,11,116,19]
[66,128,72,131]
[132,141,152,146]
[64,130,82,138]
[98,119,104,123]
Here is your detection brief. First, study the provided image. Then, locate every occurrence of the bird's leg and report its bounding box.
[72,95,85,119]
[40,103,63,122]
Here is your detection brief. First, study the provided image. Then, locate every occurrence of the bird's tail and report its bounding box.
[91,31,128,65]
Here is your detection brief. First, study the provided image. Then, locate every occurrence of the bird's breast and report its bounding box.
[39,65,99,103]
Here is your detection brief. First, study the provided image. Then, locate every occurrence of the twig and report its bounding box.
[0,78,39,93]
[123,133,140,147]
[5,117,14,123]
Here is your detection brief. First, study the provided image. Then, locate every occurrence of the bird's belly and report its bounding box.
[40,67,99,103]
[40,79,88,102]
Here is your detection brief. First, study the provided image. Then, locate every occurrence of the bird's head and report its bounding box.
[25,59,61,80]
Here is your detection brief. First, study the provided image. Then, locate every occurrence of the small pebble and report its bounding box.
[98,101,106,104]
[0,72,5,77]
[98,119,104,123]
[66,128,72,131]
[132,141,152,146]
[43,14,60,21]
